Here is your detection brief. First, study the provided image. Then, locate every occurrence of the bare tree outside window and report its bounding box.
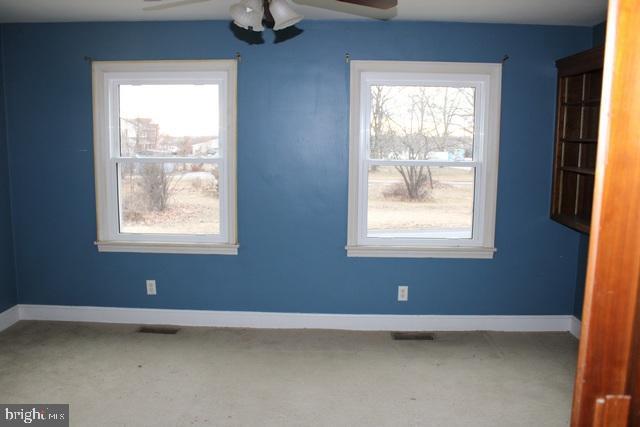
[370,85,475,201]
[369,86,393,168]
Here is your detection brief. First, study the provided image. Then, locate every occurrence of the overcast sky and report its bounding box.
[119,84,219,137]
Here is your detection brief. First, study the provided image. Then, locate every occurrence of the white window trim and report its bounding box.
[92,60,238,255]
[346,60,502,259]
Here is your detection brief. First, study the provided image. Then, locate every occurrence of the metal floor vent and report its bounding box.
[391,332,435,341]
[137,326,180,335]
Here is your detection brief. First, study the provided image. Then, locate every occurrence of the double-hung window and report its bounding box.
[347,61,502,258]
[92,60,237,254]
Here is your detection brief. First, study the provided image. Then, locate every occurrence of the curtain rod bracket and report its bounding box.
[502,54,510,63]
[345,53,351,64]
[235,52,242,62]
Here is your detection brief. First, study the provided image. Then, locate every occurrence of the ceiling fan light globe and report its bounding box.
[269,0,303,31]
[230,0,265,32]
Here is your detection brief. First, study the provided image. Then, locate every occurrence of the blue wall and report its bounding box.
[1,21,591,315]
[573,234,589,318]
[0,29,17,312]
[592,21,607,46]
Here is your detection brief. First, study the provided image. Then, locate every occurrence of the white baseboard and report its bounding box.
[0,305,20,332]
[11,304,581,335]
[569,316,582,339]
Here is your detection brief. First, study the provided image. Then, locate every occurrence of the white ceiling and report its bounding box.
[0,0,607,26]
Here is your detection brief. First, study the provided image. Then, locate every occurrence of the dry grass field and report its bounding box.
[367,167,474,236]
[118,167,473,237]
[120,171,220,235]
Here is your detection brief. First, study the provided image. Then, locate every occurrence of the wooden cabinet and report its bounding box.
[551,46,604,233]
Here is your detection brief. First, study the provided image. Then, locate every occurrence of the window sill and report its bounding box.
[95,241,239,255]
[345,245,496,259]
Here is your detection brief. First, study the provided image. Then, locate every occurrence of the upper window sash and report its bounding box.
[104,75,228,161]
[360,74,490,165]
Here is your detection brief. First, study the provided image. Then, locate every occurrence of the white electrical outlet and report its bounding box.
[398,285,408,302]
[146,280,157,296]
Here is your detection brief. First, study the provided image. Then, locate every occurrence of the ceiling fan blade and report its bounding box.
[337,0,397,9]
[142,0,211,12]
[292,0,397,19]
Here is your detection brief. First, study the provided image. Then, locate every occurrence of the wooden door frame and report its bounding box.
[571,0,640,425]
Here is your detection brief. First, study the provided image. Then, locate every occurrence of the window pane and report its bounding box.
[367,166,474,239]
[118,162,220,235]
[119,85,220,157]
[369,86,475,161]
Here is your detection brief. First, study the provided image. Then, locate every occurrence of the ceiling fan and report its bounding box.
[143,0,398,31]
